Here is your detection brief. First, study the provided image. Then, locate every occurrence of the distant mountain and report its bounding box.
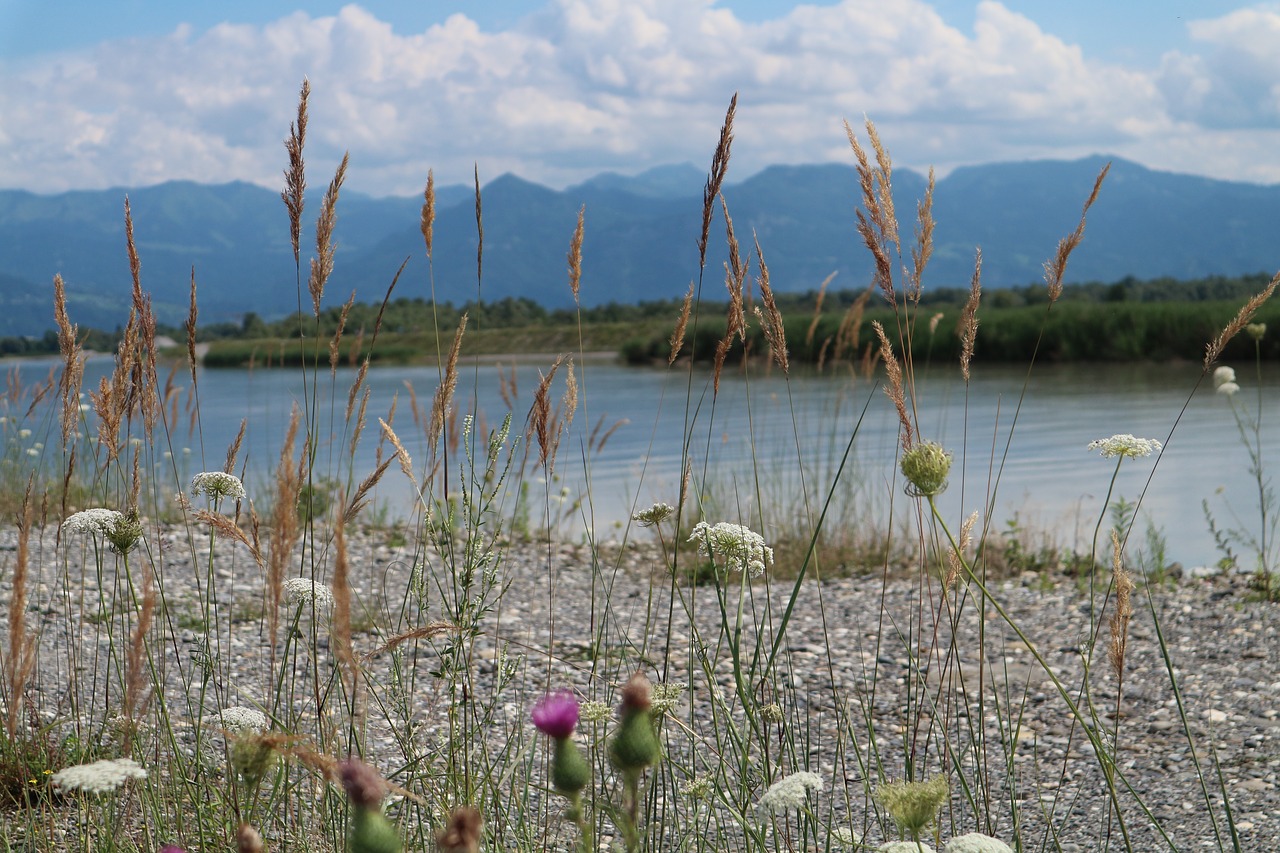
[0,157,1277,337]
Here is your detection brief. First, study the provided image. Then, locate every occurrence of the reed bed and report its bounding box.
[0,84,1273,853]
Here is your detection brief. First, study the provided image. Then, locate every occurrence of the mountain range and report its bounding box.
[0,156,1277,337]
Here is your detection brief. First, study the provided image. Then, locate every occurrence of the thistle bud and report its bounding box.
[609,672,659,772]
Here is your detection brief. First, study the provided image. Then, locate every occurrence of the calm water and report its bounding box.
[6,355,1277,569]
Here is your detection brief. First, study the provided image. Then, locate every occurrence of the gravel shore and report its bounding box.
[2,523,1277,850]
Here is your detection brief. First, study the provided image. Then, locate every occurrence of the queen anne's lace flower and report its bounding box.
[689,521,774,577]
[282,577,335,608]
[52,758,147,794]
[191,471,246,501]
[757,770,823,815]
[633,502,674,527]
[217,706,269,734]
[1087,434,1162,459]
[944,833,1014,853]
[62,508,124,536]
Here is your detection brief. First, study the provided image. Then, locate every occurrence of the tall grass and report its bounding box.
[0,84,1273,853]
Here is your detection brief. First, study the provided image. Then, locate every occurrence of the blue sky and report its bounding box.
[0,0,1276,194]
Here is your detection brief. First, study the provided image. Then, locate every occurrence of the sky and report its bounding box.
[0,0,1277,196]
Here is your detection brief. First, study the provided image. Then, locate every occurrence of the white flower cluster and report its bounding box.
[878,843,936,853]
[1214,365,1240,397]
[217,706,269,734]
[579,700,611,723]
[649,682,684,715]
[191,471,246,501]
[944,833,1014,853]
[831,827,861,849]
[756,770,823,815]
[1086,434,1162,460]
[282,577,335,609]
[51,757,147,794]
[689,521,774,577]
[633,502,675,527]
[62,508,124,536]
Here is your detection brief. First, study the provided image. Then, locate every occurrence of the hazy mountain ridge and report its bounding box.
[0,156,1276,337]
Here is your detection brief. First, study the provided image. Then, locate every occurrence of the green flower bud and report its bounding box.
[229,735,277,785]
[551,735,590,794]
[875,775,948,838]
[900,441,952,498]
[609,673,659,771]
[1247,322,1267,342]
[348,807,403,853]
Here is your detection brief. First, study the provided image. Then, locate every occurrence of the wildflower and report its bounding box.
[51,757,147,794]
[680,774,714,800]
[218,706,269,734]
[579,700,611,723]
[609,672,660,772]
[878,843,938,853]
[339,759,403,853]
[1247,322,1267,341]
[760,702,784,724]
[104,508,143,554]
[1217,381,1240,397]
[944,833,1014,853]
[901,440,952,497]
[1086,434,1162,459]
[633,502,674,527]
[18,428,30,438]
[62,508,124,536]
[876,775,948,838]
[689,521,774,577]
[532,691,590,795]
[649,682,684,716]
[230,734,278,785]
[191,471,247,501]
[282,577,335,609]
[1213,366,1237,387]
[757,770,823,815]
[24,448,37,457]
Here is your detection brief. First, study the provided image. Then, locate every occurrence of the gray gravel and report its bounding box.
[1,522,1277,851]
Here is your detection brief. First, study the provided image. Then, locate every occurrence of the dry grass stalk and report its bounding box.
[428,314,468,453]
[54,274,85,447]
[1108,529,1134,682]
[1204,272,1280,368]
[1045,162,1110,303]
[835,287,872,362]
[349,385,371,460]
[805,271,836,347]
[4,489,36,743]
[846,119,897,303]
[909,169,936,301]
[554,359,578,463]
[309,153,349,317]
[959,249,983,382]
[130,446,142,510]
[568,205,585,305]
[713,196,748,393]
[331,511,356,697]
[346,360,370,424]
[282,78,309,266]
[474,166,484,285]
[123,556,155,752]
[380,418,419,490]
[873,320,913,450]
[345,457,393,524]
[330,292,356,374]
[195,510,263,565]
[945,510,980,591]
[185,269,199,383]
[497,362,518,410]
[668,282,695,365]
[753,235,788,374]
[225,418,248,475]
[266,406,303,647]
[816,337,833,373]
[587,413,628,453]
[421,170,435,258]
[699,93,738,271]
[530,356,565,468]
[365,621,455,659]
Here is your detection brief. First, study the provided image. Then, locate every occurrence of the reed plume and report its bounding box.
[1108,529,1134,683]
[309,153,349,317]
[266,406,303,648]
[421,170,435,258]
[805,271,836,348]
[331,511,356,698]
[330,292,356,374]
[846,120,897,303]
[753,234,788,374]
[530,356,565,468]
[1204,272,1280,368]
[185,268,199,383]
[123,557,155,753]
[713,196,748,393]
[54,274,85,447]
[380,418,418,490]
[474,166,484,287]
[282,79,309,266]
[568,205,585,305]
[959,249,983,382]
[668,282,694,366]
[873,320,913,450]
[428,314,468,453]
[225,418,247,474]
[1044,162,1110,303]
[909,168,936,301]
[699,93,737,271]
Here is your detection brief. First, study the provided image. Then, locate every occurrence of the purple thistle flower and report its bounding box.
[160,847,187,853]
[531,691,580,739]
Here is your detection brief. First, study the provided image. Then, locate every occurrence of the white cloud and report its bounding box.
[0,0,1274,195]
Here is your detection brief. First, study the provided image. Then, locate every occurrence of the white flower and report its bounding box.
[217,706,269,734]
[1213,366,1237,388]
[650,682,684,715]
[190,471,246,501]
[579,700,611,723]
[757,770,823,815]
[832,827,862,848]
[25,448,38,457]
[52,758,147,794]
[1216,381,1240,397]
[1086,434,1162,459]
[18,429,31,439]
[680,774,714,800]
[689,521,774,577]
[879,844,937,853]
[633,502,674,527]
[945,834,1014,853]
[62,508,125,536]
[282,577,335,609]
